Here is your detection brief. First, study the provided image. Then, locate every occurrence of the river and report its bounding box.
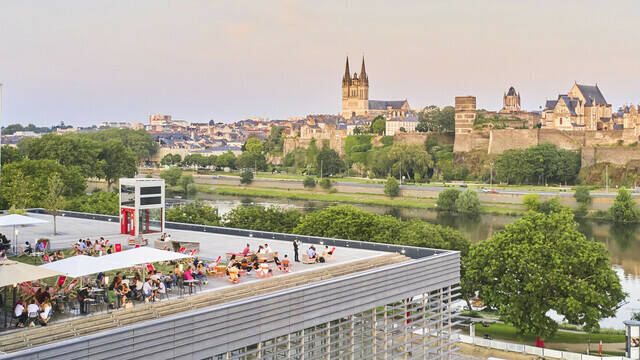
[183,192,640,330]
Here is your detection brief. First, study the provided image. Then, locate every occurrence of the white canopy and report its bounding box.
[0,259,63,288]
[39,247,192,278]
[40,255,98,278]
[0,214,47,227]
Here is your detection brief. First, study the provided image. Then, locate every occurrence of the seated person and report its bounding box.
[257,261,273,277]
[156,279,166,297]
[27,298,40,325]
[227,266,240,282]
[239,259,252,273]
[241,243,251,257]
[36,241,46,253]
[118,282,131,307]
[307,246,317,261]
[273,252,282,270]
[14,299,27,328]
[264,243,273,254]
[195,263,208,284]
[142,279,155,302]
[165,271,177,288]
[256,245,265,254]
[184,268,195,281]
[39,301,52,326]
[24,241,33,255]
[281,255,291,271]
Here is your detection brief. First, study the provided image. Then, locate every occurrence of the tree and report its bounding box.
[465,209,625,337]
[43,173,66,235]
[165,201,221,226]
[384,176,400,197]
[264,126,285,154]
[216,151,236,169]
[370,116,386,135]
[178,174,196,194]
[522,193,540,211]
[223,205,301,233]
[303,176,316,189]
[160,154,176,166]
[610,187,639,224]
[455,190,480,215]
[100,139,138,189]
[437,188,460,211]
[319,178,332,189]
[85,128,158,160]
[388,143,433,181]
[416,106,455,133]
[67,190,119,215]
[243,137,264,154]
[0,159,85,209]
[573,186,592,205]
[236,151,267,171]
[159,167,182,186]
[1,145,23,166]
[316,148,344,176]
[240,170,254,184]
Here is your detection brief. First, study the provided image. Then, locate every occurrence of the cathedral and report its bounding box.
[500,86,521,113]
[341,57,410,119]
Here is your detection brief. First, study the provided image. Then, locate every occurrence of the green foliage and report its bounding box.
[67,191,119,216]
[0,159,86,209]
[465,209,625,337]
[388,143,433,181]
[416,106,455,133]
[160,153,182,166]
[380,136,394,147]
[84,128,158,160]
[243,137,264,154]
[384,176,400,197]
[319,178,332,189]
[165,201,221,226]
[573,203,589,218]
[293,205,470,255]
[1,123,51,135]
[236,151,267,171]
[216,151,236,169]
[610,187,639,224]
[223,205,302,233]
[178,174,196,194]
[328,188,338,194]
[100,139,137,187]
[183,154,209,168]
[573,186,592,204]
[264,126,285,154]
[370,116,386,135]
[455,190,480,215]
[537,197,566,214]
[305,139,320,169]
[437,188,460,211]
[1,145,23,166]
[632,312,640,321]
[522,193,540,211]
[494,143,580,185]
[316,147,344,176]
[344,135,373,165]
[159,167,183,186]
[240,170,254,184]
[283,148,307,169]
[303,176,316,189]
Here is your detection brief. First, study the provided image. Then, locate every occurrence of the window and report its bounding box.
[140,186,161,195]
[120,185,135,207]
[140,196,161,205]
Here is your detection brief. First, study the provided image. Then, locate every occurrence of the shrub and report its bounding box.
[328,188,338,194]
[573,203,588,218]
[384,176,400,197]
[240,170,254,185]
[611,187,639,223]
[522,193,540,211]
[574,186,592,204]
[437,188,460,211]
[319,178,332,189]
[538,197,565,214]
[455,190,480,215]
[303,176,316,189]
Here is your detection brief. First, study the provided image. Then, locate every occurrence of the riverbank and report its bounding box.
[192,184,527,216]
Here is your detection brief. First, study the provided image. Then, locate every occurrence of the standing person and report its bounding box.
[293,239,301,262]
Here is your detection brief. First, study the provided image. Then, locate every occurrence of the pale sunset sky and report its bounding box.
[1,0,639,126]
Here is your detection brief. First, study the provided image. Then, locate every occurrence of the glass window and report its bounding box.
[140,186,161,195]
[120,185,135,207]
[140,197,161,205]
[139,208,162,234]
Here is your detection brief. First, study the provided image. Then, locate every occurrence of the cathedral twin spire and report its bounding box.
[343,56,368,85]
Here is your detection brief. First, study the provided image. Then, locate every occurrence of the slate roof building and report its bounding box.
[542,83,613,130]
[341,57,410,119]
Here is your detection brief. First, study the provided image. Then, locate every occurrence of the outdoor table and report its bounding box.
[183,279,198,295]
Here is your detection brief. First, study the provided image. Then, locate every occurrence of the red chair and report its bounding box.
[135,245,140,248]
[178,247,186,254]
[115,244,122,252]
[104,239,109,246]
[215,256,221,266]
[41,254,51,264]
[281,260,292,273]
[189,249,197,256]
[65,279,78,293]
[146,264,155,273]
[57,276,67,287]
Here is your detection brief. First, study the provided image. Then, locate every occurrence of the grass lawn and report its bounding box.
[474,322,625,344]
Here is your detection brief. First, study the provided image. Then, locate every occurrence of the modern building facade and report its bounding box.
[0,213,461,360]
[119,178,165,237]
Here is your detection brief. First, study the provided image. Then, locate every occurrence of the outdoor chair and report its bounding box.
[189,249,198,256]
[227,267,240,283]
[281,260,292,273]
[56,276,67,287]
[178,247,186,254]
[301,254,316,264]
[115,244,122,252]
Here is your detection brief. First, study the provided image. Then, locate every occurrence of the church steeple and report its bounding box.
[360,57,368,84]
[343,57,351,85]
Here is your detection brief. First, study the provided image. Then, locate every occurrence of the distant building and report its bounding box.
[542,83,613,130]
[341,57,410,118]
[99,121,132,129]
[385,113,418,136]
[500,86,521,113]
[149,114,172,126]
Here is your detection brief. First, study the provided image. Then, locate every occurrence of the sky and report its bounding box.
[1,0,640,126]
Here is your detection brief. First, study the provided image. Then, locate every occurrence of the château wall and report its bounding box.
[283,136,346,156]
[581,146,640,167]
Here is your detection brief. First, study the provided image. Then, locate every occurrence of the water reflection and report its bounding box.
[190,192,640,329]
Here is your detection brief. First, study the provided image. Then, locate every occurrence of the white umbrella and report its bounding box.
[40,255,97,278]
[0,258,63,288]
[0,214,48,254]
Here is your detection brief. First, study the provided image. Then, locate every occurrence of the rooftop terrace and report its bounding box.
[0,212,457,356]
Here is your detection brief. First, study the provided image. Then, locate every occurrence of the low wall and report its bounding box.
[456,334,628,360]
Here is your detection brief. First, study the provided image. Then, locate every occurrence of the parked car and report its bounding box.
[459,184,468,188]
[212,175,221,179]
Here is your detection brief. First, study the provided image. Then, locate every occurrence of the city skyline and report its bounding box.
[1,0,640,126]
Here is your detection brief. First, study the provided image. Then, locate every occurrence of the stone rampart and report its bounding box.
[488,129,538,154]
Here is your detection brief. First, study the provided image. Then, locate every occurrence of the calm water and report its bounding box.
[187,192,640,329]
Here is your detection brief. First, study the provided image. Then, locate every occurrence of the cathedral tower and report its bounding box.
[341,56,370,118]
[500,86,521,113]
